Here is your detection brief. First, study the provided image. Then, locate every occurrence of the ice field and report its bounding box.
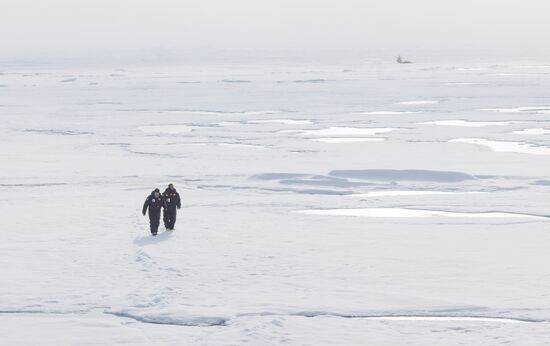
[2,57,550,345]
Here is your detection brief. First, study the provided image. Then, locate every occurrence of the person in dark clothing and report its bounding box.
[142,188,165,236]
[162,183,181,230]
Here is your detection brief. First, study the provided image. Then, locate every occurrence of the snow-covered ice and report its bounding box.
[309,137,385,143]
[176,109,287,116]
[281,127,396,136]
[248,119,313,125]
[450,138,550,155]
[348,190,484,197]
[513,128,550,135]
[419,120,520,127]
[396,100,438,105]
[2,58,550,345]
[479,106,550,114]
[297,208,547,219]
[360,110,418,115]
[137,125,195,134]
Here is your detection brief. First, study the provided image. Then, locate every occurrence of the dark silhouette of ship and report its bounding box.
[396,55,413,64]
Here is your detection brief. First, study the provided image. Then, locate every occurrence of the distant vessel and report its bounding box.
[396,55,413,64]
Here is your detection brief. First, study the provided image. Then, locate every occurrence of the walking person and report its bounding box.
[142,188,165,236]
[162,183,181,230]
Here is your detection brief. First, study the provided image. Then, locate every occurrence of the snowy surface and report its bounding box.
[348,190,484,197]
[2,58,550,345]
[513,128,550,135]
[297,208,546,219]
[309,137,385,143]
[419,120,520,127]
[449,138,550,155]
[396,100,438,105]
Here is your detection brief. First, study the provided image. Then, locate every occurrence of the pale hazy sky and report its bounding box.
[2,0,549,58]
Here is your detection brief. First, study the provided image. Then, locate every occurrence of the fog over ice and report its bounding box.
[2,0,550,61]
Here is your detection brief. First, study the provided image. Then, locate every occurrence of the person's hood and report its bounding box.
[151,188,161,196]
[164,187,177,193]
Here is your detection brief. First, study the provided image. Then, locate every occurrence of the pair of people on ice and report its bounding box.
[142,184,181,235]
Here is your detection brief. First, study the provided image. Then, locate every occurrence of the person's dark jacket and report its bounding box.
[163,188,181,210]
[142,191,165,215]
